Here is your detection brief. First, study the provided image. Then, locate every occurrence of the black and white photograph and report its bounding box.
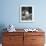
[20,5,34,22]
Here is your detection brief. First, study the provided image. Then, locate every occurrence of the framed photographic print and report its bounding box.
[20,5,34,22]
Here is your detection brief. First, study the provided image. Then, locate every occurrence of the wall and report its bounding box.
[0,0,46,29]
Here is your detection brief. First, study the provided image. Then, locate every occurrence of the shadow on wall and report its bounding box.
[0,24,7,43]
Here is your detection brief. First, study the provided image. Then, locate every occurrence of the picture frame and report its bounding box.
[20,5,35,22]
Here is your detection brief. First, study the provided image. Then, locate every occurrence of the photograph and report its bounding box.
[20,5,34,22]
